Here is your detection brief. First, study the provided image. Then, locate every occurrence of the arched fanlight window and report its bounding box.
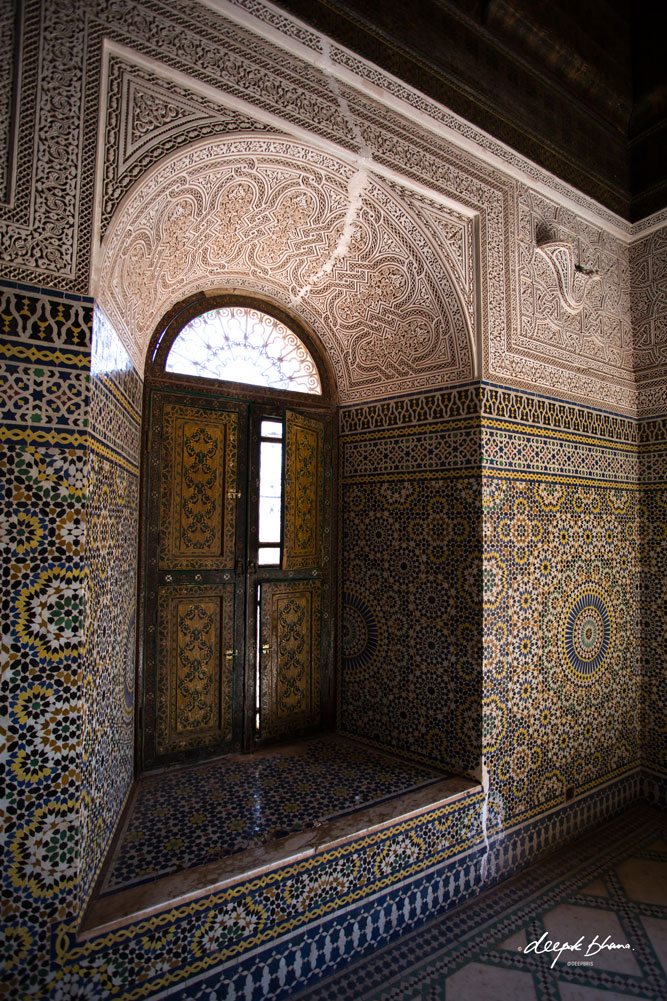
[164,305,322,395]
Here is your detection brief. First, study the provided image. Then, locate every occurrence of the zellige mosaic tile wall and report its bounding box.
[79,307,142,910]
[639,415,667,788]
[0,286,143,998]
[1,283,93,993]
[339,388,483,778]
[481,386,641,830]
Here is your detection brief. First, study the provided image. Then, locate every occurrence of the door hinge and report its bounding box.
[227,489,242,499]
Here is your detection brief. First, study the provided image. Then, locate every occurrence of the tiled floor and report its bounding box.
[99,735,446,896]
[295,802,667,1001]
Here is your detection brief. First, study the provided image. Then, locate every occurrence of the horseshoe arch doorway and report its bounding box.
[137,293,337,772]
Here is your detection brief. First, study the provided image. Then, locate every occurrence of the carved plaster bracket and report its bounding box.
[534,239,597,314]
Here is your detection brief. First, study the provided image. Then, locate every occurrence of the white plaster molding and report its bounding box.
[205,0,639,241]
[95,133,475,400]
[534,241,595,315]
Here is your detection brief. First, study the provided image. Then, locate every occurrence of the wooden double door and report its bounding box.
[139,389,333,770]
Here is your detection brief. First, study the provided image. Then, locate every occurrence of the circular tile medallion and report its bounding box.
[342,589,384,680]
[558,584,614,684]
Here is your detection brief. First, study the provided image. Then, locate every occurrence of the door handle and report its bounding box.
[261,644,269,655]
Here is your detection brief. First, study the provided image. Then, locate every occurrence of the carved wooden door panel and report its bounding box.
[141,396,333,767]
[141,393,247,768]
[256,409,330,743]
[259,579,322,739]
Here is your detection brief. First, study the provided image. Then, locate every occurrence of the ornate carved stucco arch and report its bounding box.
[94,133,475,403]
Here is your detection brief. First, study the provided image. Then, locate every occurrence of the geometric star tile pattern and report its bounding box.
[100,736,446,895]
[294,804,667,1001]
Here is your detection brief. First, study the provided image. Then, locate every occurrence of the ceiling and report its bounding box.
[272,0,667,222]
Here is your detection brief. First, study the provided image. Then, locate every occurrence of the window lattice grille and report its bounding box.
[165,307,322,394]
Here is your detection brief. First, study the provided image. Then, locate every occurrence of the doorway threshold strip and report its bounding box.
[97,736,449,898]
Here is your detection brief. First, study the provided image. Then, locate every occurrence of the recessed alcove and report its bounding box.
[83,133,484,954]
[79,735,479,940]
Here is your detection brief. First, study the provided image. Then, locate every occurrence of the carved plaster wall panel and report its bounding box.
[495,186,636,413]
[5,1,497,292]
[0,0,17,203]
[393,186,476,356]
[102,58,478,366]
[1,0,662,413]
[331,82,639,412]
[97,136,474,402]
[630,226,667,416]
[96,50,506,397]
[223,0,640,235]
[0,0,347,289]
[100,55,283,237]
[0,0,93,286]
